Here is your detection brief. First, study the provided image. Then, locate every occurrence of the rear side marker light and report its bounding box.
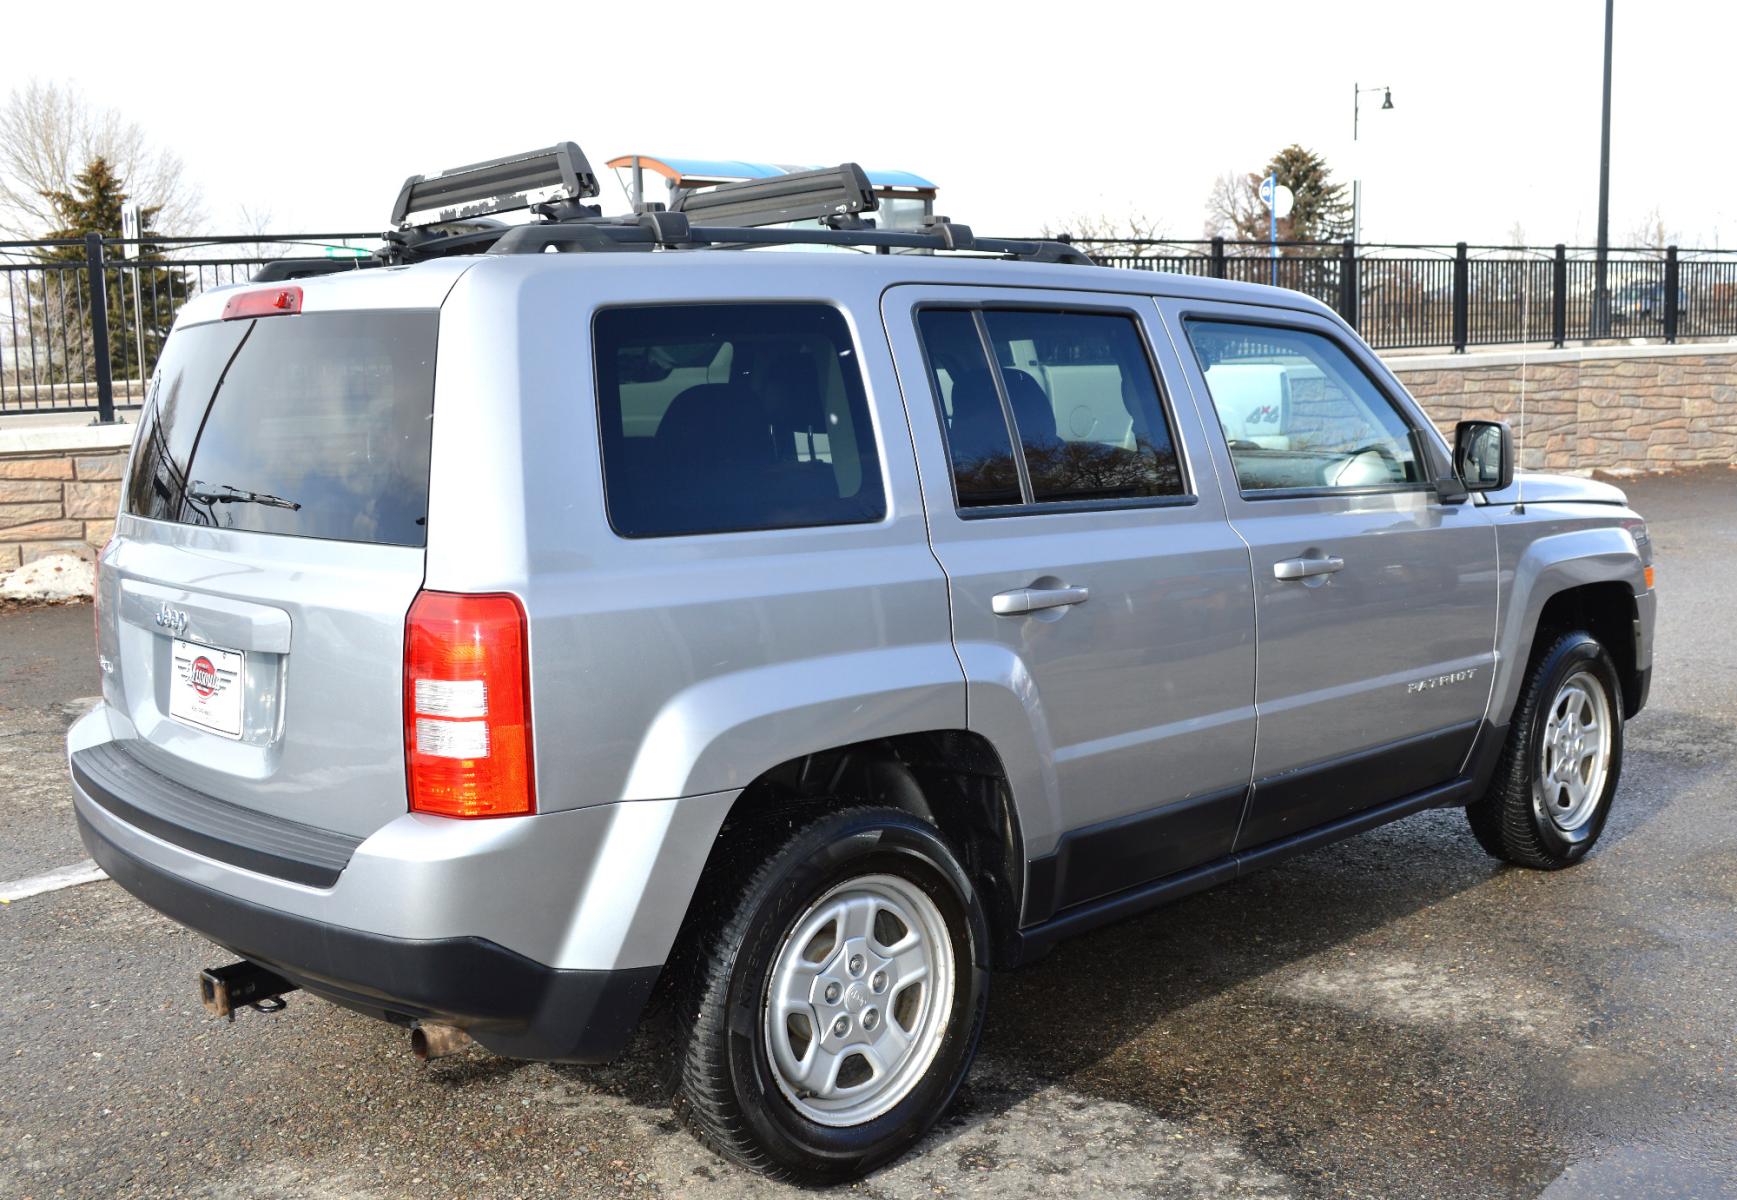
[221,286,302,320]
[404,591,534,818]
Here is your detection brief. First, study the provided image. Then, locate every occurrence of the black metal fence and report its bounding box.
[4,231,1736,417]
[1,232,376,417]
[1084,239,1737,352]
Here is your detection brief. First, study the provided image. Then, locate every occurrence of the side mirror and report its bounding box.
[1454,420,1514,492]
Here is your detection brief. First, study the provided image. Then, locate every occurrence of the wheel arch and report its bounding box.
[1496,519,1647,728]
[680,730,1029,969]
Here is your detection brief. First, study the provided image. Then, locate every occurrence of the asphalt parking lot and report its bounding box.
[2,471,1733,1200]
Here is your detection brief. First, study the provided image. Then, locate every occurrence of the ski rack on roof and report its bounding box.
[487,212,1091,263]
[391,142,600,226]
[373,141,1090,267]
[382,142,602,263]
[671,164,878,227]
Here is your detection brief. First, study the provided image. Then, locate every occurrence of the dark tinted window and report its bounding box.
[917,307,1184,509]
[982,310,1183,503]
[125,312,437,546]
[595,304,885,537]
[916,308,1021,508]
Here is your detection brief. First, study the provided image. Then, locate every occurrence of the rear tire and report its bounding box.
[1467,631,1624,868]
[674,806,989,1183]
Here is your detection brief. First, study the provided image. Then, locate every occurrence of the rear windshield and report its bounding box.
[124,310,437,547]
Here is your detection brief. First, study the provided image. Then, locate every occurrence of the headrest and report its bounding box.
[656,383,774,464]
[1000,369,1058,443]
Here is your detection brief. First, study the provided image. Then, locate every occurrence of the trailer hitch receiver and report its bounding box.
[199,961,299,1021]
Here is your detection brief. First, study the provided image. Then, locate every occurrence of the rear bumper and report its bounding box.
[79,808,657,1061]
[67,707,736,1062]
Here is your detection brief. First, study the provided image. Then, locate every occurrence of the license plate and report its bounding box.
[169,639,245,739]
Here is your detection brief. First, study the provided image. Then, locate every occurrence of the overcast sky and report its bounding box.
[7,0,1728,249]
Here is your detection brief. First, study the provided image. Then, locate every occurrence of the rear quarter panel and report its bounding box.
[423,257,963,811]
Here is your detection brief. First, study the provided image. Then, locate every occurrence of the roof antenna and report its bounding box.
[1516,249,1530,514]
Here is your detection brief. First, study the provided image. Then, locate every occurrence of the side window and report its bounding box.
[1185,320,1427,494]
[916,306,1185,510]
[915,309,1022,507]
[594,304,886,538]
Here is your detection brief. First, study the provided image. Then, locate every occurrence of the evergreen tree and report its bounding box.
[33,155,185,382]
[1206,145,1354,250]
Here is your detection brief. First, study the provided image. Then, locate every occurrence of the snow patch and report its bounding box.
[0,553,94,602]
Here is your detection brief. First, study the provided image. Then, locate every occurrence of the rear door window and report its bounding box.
[916,306,1185,510]
[594,303,886,537]
[914,308,1023,507]
[125,311,438,546]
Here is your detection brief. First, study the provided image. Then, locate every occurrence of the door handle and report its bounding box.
[992,585,1091,615]
[1273,555,1345,581]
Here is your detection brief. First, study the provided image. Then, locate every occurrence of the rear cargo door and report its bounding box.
[97,305,439,840]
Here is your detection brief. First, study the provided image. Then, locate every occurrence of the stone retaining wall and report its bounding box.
[1387,343,1737,473]
[0,425,132,572]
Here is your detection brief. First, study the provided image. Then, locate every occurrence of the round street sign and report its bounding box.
[1269,183,1295,220]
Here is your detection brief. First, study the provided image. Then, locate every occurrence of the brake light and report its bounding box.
[404,591,535,818]
[221,286,302,320]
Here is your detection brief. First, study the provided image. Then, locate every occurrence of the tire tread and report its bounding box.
[673,803,828,1180]
[1466,630,1619,869]
[673,803,960,1183]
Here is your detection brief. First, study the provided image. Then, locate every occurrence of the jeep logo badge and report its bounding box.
[154,603,189,635]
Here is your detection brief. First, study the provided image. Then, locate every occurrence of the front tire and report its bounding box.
[1467,631,1625,868]
[675,806,989,1183]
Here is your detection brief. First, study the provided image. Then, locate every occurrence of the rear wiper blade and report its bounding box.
[186,482,302,511]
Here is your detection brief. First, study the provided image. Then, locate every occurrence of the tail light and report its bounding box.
[404,591,535,818]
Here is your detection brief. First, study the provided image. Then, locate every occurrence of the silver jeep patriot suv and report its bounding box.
[69,145,1656,1181]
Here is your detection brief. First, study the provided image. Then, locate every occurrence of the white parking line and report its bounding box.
[0,860,108,904]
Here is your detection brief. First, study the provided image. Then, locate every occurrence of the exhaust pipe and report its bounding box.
[411,1022,473,1061]
[200,961,298,1020]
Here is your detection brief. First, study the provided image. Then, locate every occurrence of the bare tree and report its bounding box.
[0,79,203,239]
[1204,170,1263,244]
[1625,206,1679,257]
[236,202,288,259]
[1041,211,1167,257]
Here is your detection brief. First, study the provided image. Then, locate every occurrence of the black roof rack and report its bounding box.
[488,212,1091,264]
[372,143,1089,267]
[390,142,599,227]
[671,164,877,228]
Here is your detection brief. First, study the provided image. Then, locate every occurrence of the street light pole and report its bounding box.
[1351,83,1393,247]
[1593,0,1614,336]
